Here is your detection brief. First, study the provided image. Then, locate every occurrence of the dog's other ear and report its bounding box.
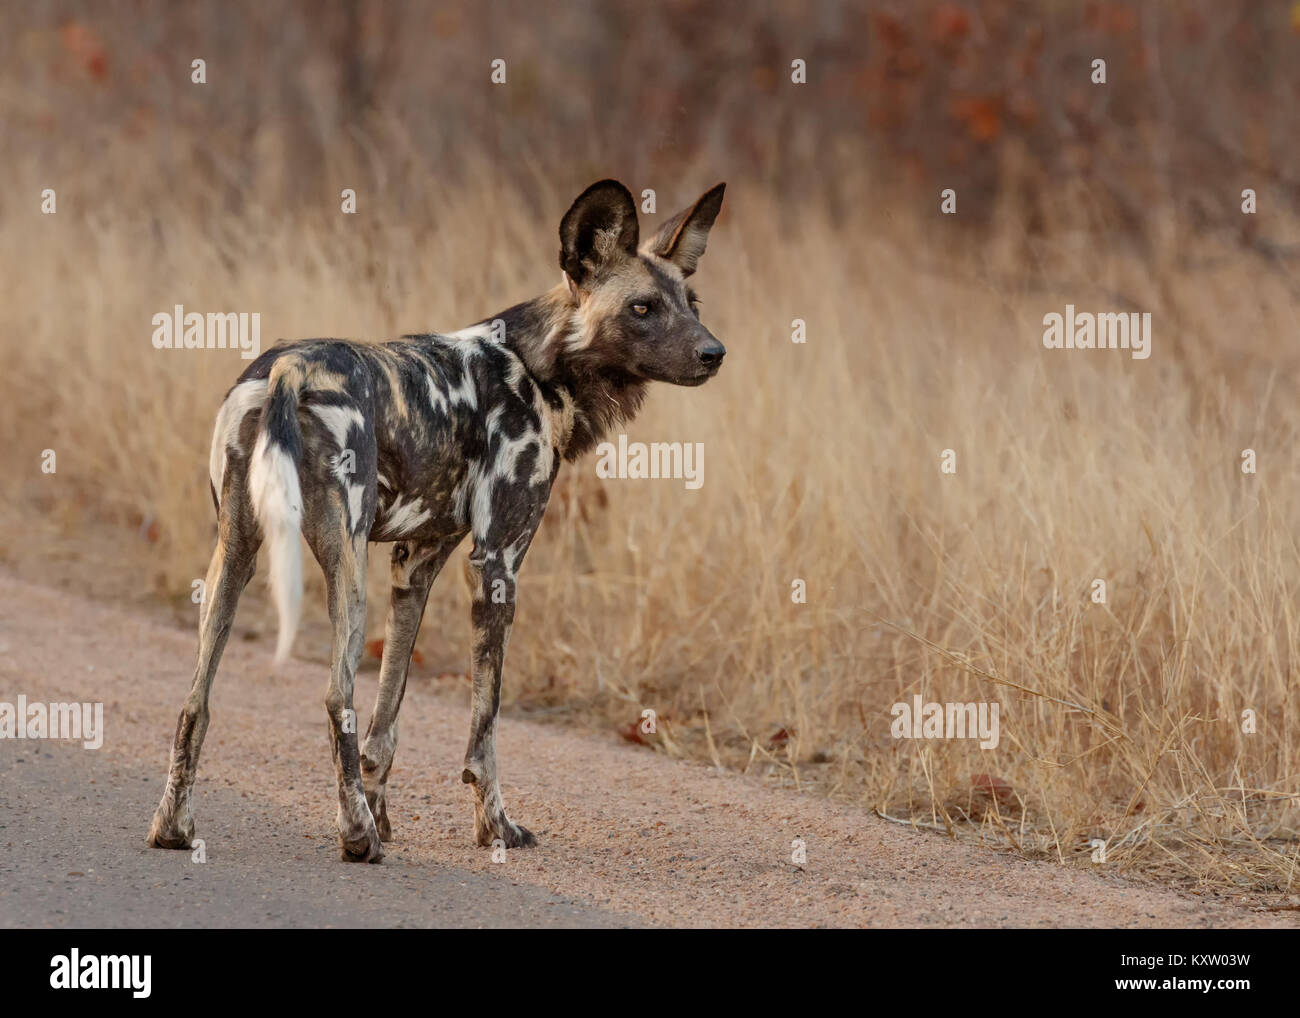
[559,180,639,287]
[642,183,725,276]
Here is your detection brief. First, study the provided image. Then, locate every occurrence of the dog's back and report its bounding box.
[212,331,569,659]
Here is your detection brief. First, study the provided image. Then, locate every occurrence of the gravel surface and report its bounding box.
[0,572,1289,928]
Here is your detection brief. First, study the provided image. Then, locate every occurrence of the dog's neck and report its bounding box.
[465,284,646,461]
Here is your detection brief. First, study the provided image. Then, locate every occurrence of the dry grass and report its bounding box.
[3,140,1298,900]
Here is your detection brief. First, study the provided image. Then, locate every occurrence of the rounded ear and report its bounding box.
[558,180,640,286]
[642,183,725,276]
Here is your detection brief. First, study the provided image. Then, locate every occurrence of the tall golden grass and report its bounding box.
[4,130,1298,897]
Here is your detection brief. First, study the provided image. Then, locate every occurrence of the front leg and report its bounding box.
[461,545,537,848]
[460,457,555,849]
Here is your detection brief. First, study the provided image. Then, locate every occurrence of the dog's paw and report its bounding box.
[476,815,538,850]
[146,811,194,850]
[339,824,385,864]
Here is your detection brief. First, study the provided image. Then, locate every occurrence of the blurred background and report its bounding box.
[2,0,1298,897]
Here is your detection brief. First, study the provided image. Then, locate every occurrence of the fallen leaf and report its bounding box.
[971,773,1016,808]
[619,720,650,746]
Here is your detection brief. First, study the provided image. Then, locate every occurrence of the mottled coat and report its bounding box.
[148,180,727,861]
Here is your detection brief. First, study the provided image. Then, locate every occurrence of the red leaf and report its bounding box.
[59,21,108,81]
[929,5,970,45]
[971,773,1015,807]
[619,720,651,746]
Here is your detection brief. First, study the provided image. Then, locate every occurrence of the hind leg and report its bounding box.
[310,502,383,863]
[361,536,459,841]
[148,507,259,849]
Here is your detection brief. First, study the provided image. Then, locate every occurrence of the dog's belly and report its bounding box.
[370,479,466,543]
[369,420,477,544]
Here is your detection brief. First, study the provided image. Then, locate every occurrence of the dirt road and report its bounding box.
[0,573,1288,928]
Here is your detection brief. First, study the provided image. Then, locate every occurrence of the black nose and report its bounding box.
[695,338,726,367]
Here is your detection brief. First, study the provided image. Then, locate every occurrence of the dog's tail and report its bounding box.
[248,356,306,664]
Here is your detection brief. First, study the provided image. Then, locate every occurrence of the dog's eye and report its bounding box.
[631,303,649,316]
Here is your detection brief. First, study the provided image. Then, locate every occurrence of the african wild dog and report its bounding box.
[147,180,727,862]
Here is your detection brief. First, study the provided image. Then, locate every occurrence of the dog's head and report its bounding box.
[558,179,726,387]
